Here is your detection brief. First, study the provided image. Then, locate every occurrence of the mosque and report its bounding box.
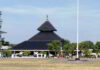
[12,16,63,58]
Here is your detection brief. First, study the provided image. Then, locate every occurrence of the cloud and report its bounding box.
[79,5,100,17]
[0,5,77,43]
[80,10,100,17]
[0,5,76,17]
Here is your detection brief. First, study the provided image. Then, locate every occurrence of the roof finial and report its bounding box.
[46,15,48,21]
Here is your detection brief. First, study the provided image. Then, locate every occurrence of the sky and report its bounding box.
[0,0,100,44]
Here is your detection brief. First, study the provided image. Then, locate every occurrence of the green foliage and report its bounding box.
[84,49,92,57]
[40,51,46,54]
[71,43,77,50]
[64,44,71,53]
[23,51,31,56]
[63,43,76,55]
[2,50,12,57]
[79,41,94,50]
[92,41,100,53]
[93,49,100,54]
[4,42,9,46]
[63,40,70,45]
[1,38,10,46]
[48,40,61,56]
[48,40,60,52]
[95,42,100,49]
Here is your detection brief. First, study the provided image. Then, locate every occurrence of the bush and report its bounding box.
[90,55,96,58]
[84,49,92,57]
[40,51,46,54]
[23,51,31,56]
[2,50,12,57]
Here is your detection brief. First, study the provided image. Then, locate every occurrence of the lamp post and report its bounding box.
[75,0,80,60]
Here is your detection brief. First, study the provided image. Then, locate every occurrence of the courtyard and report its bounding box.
[0,58,100,70]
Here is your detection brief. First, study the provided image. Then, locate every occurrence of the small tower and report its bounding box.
[0,11,6,34]
[0,11,2,30]
[0,11,2,48]
[0,11,6,48]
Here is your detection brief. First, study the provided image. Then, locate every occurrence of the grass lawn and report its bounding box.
[0,58,100,70]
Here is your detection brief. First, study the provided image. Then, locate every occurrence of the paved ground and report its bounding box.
[0,58,100,70]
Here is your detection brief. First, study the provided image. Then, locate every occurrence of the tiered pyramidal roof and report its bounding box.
[29,20,62,41]
[12,20,62,50]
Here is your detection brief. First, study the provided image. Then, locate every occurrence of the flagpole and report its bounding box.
[76,0,79,60]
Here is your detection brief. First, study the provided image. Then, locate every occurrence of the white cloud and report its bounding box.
[0,5,76,17]
[79,6,100,17]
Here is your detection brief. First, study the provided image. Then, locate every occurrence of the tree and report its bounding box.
[63,44,72,55]
[95,42,100,49]
[4,41,10,46]
[92,42,100,53]
[63,43,76,56]
[48,40,61,56]
[84,49,92,57]
[62,40,70,45]
[71,43,77,50]
[95,49,100,54]
[1,38,10,46]
[79,41,94,50]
